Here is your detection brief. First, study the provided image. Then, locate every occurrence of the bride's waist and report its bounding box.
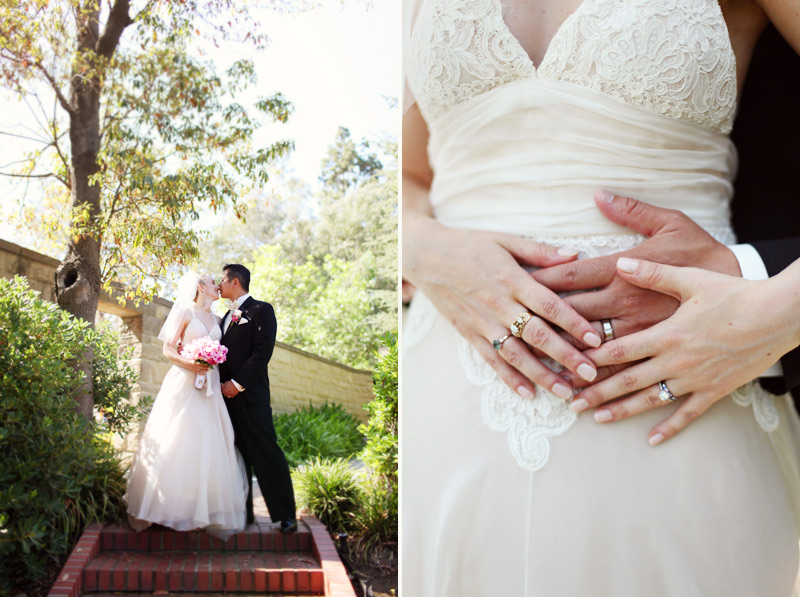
[431,183,732,238]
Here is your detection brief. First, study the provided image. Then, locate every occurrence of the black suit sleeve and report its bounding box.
[749,240,800,393]
[232,302,277,390]
[730,25,800,395]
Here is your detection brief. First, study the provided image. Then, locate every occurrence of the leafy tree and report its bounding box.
[318,126,383,196]
[250,245,383,369]
[0,0,295,417]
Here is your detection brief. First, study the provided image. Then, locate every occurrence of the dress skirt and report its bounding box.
[126,364,247,539]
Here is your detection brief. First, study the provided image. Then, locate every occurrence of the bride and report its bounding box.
[402,0,800,594]
[125,272,247,538]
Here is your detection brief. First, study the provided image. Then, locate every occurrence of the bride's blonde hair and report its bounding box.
[194,273,213,303]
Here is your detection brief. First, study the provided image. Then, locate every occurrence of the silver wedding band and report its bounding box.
[602,319,614,342]
[658,381,677,402]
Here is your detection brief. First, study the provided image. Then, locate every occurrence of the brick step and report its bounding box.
[99,524,312,552]
[83,549,324,594]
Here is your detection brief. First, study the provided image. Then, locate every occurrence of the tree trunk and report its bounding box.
[54,2,107,420]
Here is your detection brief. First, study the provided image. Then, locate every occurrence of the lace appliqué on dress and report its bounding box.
[730,382,780,433]
[540,0,736,133]
[444,230,778,472]
[408,0,736,133]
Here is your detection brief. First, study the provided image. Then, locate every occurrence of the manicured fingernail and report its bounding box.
[518,386,535,400]
[617,257,639,273]
[571,397,589,412]
[594,409,612,423]
[552,383,572,400]
[557,247,579,257]
[596,190,615,202]
[577,363,597,382]
[583,332,601,347]
[649,433,665,446]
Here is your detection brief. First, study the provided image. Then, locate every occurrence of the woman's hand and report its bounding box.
[404,204,602,400]
[185,360,210,376]
[402,103,600,399]
[570,257,800,444]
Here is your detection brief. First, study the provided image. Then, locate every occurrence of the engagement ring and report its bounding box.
[658,381,677,402]
[492,334,511,351]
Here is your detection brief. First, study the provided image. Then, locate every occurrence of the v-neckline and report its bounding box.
[492,0,589,71]
[192,309,215,335]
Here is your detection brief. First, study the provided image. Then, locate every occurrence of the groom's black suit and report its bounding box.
[219,296,296,523]
[730,25,800,406]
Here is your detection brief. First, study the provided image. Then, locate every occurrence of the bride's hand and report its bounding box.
[185,360,210,375]
[404,208,602,399]
[570,258,800,444]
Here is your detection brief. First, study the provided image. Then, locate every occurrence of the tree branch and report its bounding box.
[0,171,56,179]
[36,63,72,113]
[96,0,132,58]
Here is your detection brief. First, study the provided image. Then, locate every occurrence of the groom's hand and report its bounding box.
[221,381,240,399]
[532,191,742,387]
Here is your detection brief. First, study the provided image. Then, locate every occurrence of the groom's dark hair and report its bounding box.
[223,263,250,292]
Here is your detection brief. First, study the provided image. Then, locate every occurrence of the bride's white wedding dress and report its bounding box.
[125,310,247,539]
[403,0,800,594]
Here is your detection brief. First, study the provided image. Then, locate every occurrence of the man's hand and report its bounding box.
[570,257,800,445]
[221,381,240,399]
[533,191,742,371]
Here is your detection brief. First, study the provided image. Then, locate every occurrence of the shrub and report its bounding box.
[93,321,153,435]
[274,402,365,468]
[292,457,362,534]
[359,332,398,487]
[351,477,398,567]
[0,276,133,594]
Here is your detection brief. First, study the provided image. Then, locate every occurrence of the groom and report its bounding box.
[218,263,297,533]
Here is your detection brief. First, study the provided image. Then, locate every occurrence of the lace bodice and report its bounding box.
[407,0,737,132]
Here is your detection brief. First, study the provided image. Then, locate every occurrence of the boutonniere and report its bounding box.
[230,309,249,326]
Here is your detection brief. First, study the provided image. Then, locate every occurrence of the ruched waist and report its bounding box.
[427,78,736,237]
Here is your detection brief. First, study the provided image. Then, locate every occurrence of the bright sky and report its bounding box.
[0,0,400,254]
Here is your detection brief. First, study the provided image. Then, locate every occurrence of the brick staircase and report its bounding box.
[48,517,356,597]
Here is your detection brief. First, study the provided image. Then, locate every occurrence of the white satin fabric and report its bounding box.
[126,314,247,540]
[402,3,800,594]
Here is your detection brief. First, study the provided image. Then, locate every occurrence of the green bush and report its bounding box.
[351,477,398,566]
[0,276,132,594]
[359,332,398,487]
[93,322,152,435]
[292,457,362,534]
[275,402,365,468]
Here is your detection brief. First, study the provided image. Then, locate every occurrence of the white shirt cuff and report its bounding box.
[728,244,783,378]
[729,243,769,281]
[232,379,245,392]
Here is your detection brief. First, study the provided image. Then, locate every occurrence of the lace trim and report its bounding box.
[404,230,778,471]
[730,382,780,433]
[408,0,736,133]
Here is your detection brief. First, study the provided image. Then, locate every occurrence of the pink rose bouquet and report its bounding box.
[183,337,228,394]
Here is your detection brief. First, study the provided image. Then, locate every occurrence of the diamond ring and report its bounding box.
[658,381,677,402]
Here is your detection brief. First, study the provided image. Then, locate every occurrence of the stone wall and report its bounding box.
[0,239,375,462]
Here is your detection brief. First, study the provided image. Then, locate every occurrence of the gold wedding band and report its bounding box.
[510,312,532,338]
